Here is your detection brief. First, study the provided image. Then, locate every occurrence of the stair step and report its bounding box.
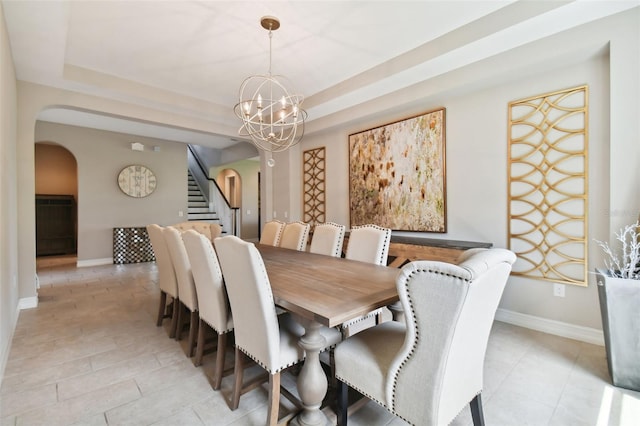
[189,207,214,213]
[188,214,220,221]
[187,169,227,232]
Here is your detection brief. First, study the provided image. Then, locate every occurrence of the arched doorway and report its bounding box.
[216,168,242,208]
[34,142,78,263]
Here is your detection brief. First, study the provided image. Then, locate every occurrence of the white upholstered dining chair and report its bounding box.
[341,224,392,337]
[214,235,342,425]
[279,221,311,251]
[163,226,199,357]
[172,221,222,242]
[260,220,285,246]
[309,222,346,257]
[345,224,391,265]
[334,248,516,426]
[181,230,233,389]
[146,224,179,338]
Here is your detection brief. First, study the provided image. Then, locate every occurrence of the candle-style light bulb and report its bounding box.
[257,94,263,108]
[281,96,286,107]
[293,105,298,118]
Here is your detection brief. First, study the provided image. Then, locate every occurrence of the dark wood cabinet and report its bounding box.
[35,194,76,256]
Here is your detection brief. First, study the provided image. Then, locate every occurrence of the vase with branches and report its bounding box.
[595,220,640,392]
[595,220,640,279]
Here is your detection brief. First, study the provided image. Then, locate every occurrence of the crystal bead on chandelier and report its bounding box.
[234,16,307,163]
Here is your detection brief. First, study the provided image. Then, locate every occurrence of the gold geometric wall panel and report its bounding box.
[303,147,326,225]
[508,85,588,286]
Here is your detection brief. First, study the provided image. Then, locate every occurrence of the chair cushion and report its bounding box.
[334,321,405,407]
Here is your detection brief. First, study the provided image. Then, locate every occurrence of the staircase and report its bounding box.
[187,172,222,228]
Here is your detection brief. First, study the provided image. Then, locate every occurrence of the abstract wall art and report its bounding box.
[349,108,446,232]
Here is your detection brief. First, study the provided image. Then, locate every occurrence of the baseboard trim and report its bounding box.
[18,296,38,310]
[495,308,604,346]
[0,304,20,389]
[76,258,113,267]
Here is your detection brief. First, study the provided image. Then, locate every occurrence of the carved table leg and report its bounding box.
[387,301,405,323]
[292,320,329,426]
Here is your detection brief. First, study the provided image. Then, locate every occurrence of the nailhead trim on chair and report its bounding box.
[237,343,337,375]
[201,317,233,334]
[314,222,345,257]
[350,224,391,265]
[389,268,471,414]
[236,345,302,374]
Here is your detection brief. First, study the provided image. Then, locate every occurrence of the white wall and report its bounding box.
[289,9,639,334]
[35,121,189,262]
[0,1,19,386]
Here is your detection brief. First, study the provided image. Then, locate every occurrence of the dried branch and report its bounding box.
[595,221,640,279]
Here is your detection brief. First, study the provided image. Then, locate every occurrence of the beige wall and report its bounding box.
[35,122,190,263]
[0,2,19,385]
[286,9,639,333]
[35,143,78,199]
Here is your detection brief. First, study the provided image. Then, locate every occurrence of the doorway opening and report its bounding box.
[217,168,242,208]
[34,143,78,267]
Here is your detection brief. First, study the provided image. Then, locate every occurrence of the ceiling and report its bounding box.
[2,0,638,149]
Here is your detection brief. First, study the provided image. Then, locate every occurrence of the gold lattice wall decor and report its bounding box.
[508,85,588,286]
[303,147,326,225]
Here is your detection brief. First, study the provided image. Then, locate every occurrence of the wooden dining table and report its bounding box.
[256,244,401,426]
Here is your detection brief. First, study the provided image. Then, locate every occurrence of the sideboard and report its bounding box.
[343,234,492,267]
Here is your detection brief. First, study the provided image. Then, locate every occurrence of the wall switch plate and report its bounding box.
[178,210,183,217]
[246,209,251,215]
[284,211,288,218]
[553,283,565,297]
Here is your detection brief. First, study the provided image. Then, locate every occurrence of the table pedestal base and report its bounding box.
[292,321,329,426]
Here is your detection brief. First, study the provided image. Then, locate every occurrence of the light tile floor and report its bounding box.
[1,261,639,425]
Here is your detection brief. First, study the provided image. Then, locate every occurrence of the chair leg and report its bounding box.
[337,379,348,426]
[175,302,184,341]
[213,332,228,390]
[187,310,199,357]
[231,348,244,410]
[470,393,485,426]
[329,348,337,390]
[267,372,280,426]
[194,318,205,366]
[156,291,167,326]
[169,298,179,339]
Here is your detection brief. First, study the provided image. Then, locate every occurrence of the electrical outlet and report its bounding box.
[284,211,288,218]
[178,210,183,217]
[553,283,565,298]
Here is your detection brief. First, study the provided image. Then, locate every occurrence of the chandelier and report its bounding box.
[234,16,307,166]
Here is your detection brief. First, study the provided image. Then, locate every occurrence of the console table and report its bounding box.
[113,227,155,264]
[343,234,492,267]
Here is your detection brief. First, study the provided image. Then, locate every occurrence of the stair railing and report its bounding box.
[187,146,240,237]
